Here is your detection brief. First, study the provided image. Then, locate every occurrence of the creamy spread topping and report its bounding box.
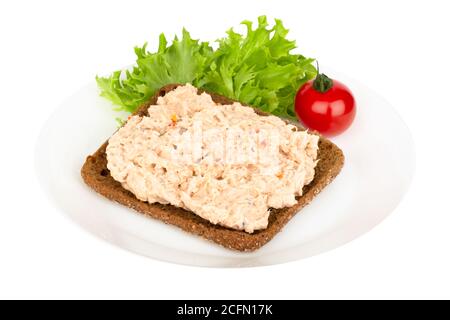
[106,84,319,233]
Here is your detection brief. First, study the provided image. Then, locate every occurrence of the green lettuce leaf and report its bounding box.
[201,16,316,118]
[97,16,316,119]
[96,30,213,112]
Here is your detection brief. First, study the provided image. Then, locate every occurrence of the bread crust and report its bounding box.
[81,84,344,251]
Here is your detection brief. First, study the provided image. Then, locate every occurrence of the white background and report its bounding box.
[0,0,449,299]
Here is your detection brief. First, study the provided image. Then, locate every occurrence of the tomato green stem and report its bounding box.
[313,62,333,93]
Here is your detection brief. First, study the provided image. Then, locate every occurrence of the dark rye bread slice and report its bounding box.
[81,84,344,251]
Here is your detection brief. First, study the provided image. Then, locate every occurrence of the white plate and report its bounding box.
[35,71,415,267]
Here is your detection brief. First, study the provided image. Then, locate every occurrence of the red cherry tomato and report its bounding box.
[295,73,356,137]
